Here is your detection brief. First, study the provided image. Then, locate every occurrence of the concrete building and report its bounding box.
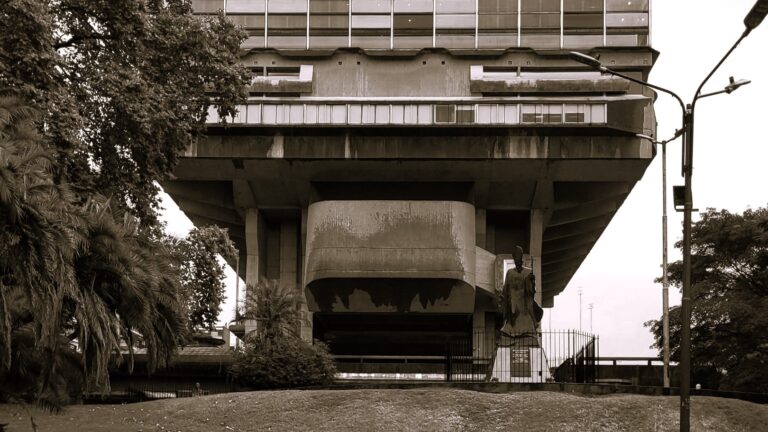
[168,0,656,358]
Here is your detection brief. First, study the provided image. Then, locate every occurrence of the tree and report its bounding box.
[1,96,187,404]
[646,207,768,392]
[173,226,237,331]
[228,279,336,389]
[0,0,249,227]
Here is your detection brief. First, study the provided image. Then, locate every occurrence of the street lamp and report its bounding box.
[637,130,683,389]
[570,2,765,430]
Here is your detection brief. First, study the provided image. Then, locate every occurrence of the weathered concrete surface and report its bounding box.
[304,200,476,313]
[305,200,476,284]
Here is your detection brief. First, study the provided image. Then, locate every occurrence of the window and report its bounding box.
[563,0,604,48]
[478,0,518,49]
[393,14,432,48]
[192,0,224,14]
[351,0,391,48]
[310,0,349,48]
[520,0,561,49]
[606,0,649,46]
[435,0,476,48]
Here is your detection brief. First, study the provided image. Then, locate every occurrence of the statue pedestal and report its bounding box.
[489,345,551,383]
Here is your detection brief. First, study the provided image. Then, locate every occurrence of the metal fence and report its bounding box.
[334,330,598,383]
[447,330,598,383]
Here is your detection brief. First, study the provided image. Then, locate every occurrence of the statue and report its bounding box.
[499,246,543,339]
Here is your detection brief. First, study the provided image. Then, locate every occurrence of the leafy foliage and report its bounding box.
[0,96,187,404]
[646,207,768,392]
[229,280,336,389]
[0,0,249,227]
[172,226,237,331]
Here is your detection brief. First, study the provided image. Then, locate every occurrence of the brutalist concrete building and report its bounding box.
[167,0,655,357]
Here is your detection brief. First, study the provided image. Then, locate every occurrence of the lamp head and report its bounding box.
[569,51,604,70]
[725,76,752,94]
[745,0,768,30]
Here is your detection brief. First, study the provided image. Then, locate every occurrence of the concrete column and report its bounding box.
[244,208,265,336]
[475,209,486,249]
[299,208,312,341]
[530,209,544,306]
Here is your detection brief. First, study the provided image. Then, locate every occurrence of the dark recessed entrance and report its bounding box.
[313,313,472,356]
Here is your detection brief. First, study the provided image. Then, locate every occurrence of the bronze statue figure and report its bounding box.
[499,246,543,338]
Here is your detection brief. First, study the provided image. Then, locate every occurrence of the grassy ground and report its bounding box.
[1,388,767,431]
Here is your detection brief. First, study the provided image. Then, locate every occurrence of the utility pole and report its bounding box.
[588,303,594,333]
[578,287,583,332]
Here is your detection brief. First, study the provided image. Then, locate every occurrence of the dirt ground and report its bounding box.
[1,388,767,431]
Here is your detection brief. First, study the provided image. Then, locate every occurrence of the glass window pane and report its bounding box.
[349,104,362,124]
[417,105,432,124]
[310,0,349,13]
[564,0,603,13]
[606,13,649,27]
[267,36,306,48]
[230,14,266,29]
[435,105,456,123]
[305,105,318,124]
[606,0,649,12]
[394,14,433,30]
[436,0,476,13]
[457,106,475,124]
[331,105,347,124]
[227,0,265,13]
[311,14,349,29]
[435,34,474,48]
[394,0,433,13]
[436,14,476,29]
[521,13,561,29]
[479,0,518,14]
[268,14,308,29]
[520,0,560,13]
[268,0,307,13]
[479,34,517,48]
[192,0,225,14]
[375,105,390,124]
[479,14,518,31]
[404,105,418,124]
[503,105,518,124]
[352,0,391,13]
[391,105,404,124]
[564,14,602,29]
[351,14,391,28]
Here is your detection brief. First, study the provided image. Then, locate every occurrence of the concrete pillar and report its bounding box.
[530,209,544,306]
[279,221,299,336]
[244,208,265,336]
[476,209,486,249]
[299,208,312,341]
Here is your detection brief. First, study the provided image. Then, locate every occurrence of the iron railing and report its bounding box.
[334,330,599,383]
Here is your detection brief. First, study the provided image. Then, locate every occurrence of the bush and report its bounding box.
[229,337,336,389]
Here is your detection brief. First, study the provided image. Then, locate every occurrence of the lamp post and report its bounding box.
[637,129,683,389]
[570,2,765,430]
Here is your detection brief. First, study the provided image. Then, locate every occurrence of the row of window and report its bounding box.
[193,0,650,49]
[207,103,607,126]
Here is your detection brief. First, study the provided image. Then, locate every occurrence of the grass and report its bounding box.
[1,388,767,431]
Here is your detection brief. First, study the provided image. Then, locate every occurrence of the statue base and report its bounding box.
[487,336,551,383]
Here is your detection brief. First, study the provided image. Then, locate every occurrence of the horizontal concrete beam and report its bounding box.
[186,214,245,240]
[554,182,630,209]
[542,245,593,265]
[548,198,621,227]
[543,215,613,242]
[176,198,243,226]
[542,229,602,254]
[162,181,235,210]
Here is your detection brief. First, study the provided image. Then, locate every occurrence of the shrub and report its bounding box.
[229,337,336,390]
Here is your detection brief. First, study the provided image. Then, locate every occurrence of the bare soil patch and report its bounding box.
[1,388,766,431]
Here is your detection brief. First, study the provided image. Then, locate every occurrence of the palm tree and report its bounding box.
[1,95,187,402]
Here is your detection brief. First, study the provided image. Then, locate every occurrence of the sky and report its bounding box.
[160,0,768,357]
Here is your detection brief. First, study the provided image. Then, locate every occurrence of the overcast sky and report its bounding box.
[160,0,768,357]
